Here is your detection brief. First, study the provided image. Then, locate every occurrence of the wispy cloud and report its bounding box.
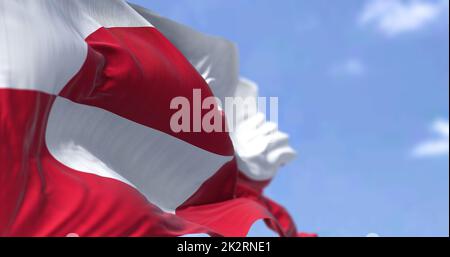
[359,0,449,36]
[330,58,366,77]
[412,119,449,158]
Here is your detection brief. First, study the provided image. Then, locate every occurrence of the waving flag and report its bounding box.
[0,0,310,237]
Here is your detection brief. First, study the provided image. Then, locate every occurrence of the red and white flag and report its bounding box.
[0,0,312,237]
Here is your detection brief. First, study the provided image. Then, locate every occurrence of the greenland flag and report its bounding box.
[0,0,311,237]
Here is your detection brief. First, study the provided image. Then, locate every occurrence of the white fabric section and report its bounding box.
[65,0,154,38]
[230,79,297,181]
[0,0,88,94]
[131,5,240,105]
[46,97,233,212]
[0,0,152,94]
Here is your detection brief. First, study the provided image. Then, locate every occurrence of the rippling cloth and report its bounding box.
[0,0,311,237]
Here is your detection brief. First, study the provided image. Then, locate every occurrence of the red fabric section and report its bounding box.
[177,198,276,237]
[236,173,317,237]
[298,232,318,237]
[178,158,238,209]
[60,27,233,157]
[0,89,54,235]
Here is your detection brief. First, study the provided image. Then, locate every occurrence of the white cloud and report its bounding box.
[359,0,449,36]
[331,58,366,77]
[412,119,449,158]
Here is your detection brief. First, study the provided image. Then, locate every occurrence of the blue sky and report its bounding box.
[130,0,449,236]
